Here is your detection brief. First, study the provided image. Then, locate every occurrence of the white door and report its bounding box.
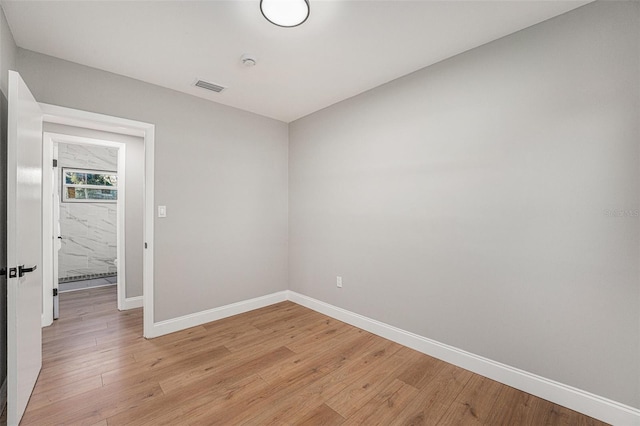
[6,70,43,426]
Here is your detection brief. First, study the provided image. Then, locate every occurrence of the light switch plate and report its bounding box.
[158,205,167,218]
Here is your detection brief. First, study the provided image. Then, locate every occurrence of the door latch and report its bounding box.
[9,267,17,278]
[18,265,37,277]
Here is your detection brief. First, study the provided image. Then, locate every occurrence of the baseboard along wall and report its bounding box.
[145,290,640,426]
[148,291,288,338]
[121,296,143,311]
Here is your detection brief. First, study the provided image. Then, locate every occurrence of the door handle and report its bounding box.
[18,265,37,277]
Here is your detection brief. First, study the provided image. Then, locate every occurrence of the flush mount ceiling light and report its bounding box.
[260,0,310,28]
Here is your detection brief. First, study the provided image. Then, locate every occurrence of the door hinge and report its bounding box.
[145,242,148,249]
[53,159,58,167]
[53,288,58,297]
[9,267,17,278]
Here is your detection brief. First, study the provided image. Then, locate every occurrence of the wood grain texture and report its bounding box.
[18,286,609,425]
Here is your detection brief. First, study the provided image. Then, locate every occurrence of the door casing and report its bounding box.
[42,132,127,324]
[39,103,155,338]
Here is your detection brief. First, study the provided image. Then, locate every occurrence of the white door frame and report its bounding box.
[42,132,127,324]
[39,103,155,338]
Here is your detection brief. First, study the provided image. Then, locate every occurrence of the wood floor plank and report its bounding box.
[43,335,148,366]
[101,344,231,387]
[27,374,104,411]
[221,315,334,353]
[395,351,445,389]
[158,345,296,395]
[324,346,421,418]
[22,286,610,425]
[181,376,274,425]
[21,379,163,425]
[438,374,511,425]
[259,327,371,384]
[130,331,235,364]
[188,334,383,424]
[222,337,406,424]
[484,384,538,426]
[295,403,346,426]
[284,318,354,354]
[342,378,420,425]
[38,351,137,383]
[392,362,473,425]
[108,374,266,426]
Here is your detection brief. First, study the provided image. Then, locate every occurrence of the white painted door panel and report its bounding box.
[7,70,43,426]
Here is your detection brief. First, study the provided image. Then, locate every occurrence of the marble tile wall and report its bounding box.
[58,143,118,280]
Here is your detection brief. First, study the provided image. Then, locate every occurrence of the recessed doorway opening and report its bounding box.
[40,106,155,333]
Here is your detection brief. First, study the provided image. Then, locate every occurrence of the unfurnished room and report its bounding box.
[0,0,638,425]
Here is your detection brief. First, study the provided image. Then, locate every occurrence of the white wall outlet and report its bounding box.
[337,276,343,288]
[158,205,167,218]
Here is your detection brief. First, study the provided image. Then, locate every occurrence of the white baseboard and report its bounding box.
[286,291,640,426]
[147,291,288,338]
[121,296,143,310]
[142,289,638,425]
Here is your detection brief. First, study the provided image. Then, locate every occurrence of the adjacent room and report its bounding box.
[56,142,119,294]
[0,1,638,425]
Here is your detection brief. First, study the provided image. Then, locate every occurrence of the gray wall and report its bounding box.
[0,4,16,403]
[289,1,640,408]
[18,50,289,321]
[0,4,15,94]
[45,123,145,298]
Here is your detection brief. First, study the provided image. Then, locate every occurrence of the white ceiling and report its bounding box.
[2,1,589,123]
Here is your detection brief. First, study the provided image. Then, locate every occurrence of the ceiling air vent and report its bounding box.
[194,79,226,93]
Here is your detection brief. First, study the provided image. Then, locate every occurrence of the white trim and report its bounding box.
[286,291,640,426]
[141,288,639,424]
[42,132,128,317]
[142,125,155,338]
[146,292,288,338]
[41,134,54,327]
[39,103,154,338]
[42,108,146,138]
[121,296,143,310]
[116,144,127,311]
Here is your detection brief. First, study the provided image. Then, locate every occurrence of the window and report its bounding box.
[62,168,118,203]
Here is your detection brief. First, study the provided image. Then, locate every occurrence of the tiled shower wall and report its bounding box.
[58,143,118,281]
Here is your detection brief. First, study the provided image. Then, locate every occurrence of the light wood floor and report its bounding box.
[19,286,608,425]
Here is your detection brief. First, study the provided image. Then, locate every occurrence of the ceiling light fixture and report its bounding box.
[260,0,310,28]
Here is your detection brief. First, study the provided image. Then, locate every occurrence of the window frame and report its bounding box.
[61,167,118,203]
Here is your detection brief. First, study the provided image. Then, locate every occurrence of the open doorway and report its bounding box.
[41,114,152,329]
[50,135,125,320]
[38,102,155,337]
